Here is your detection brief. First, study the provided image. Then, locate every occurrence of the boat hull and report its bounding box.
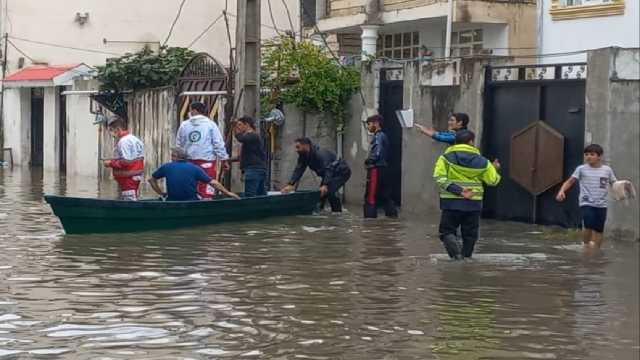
[44,192,320,234]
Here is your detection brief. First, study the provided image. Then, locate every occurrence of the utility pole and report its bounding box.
[234,0,261,118]
[0,33,8,162]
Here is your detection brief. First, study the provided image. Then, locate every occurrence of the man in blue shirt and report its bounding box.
[149,147,240,201]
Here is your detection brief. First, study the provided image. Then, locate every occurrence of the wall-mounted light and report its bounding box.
[75,12,89,26]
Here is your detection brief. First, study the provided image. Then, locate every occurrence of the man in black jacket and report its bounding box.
[281,137,351,212]
[364,115,398,218]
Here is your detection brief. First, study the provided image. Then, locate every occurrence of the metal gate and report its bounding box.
[380,68,404,206]
[482,63,587,227]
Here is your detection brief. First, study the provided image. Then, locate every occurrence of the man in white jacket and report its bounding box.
[176,101,229,199]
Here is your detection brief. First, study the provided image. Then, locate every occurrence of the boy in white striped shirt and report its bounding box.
[556,144,617,249]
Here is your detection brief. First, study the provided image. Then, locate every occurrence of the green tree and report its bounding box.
[261,37,360,128]
[97,46,195,92]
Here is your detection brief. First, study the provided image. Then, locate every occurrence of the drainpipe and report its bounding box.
[316,0,326,21]
[361,25,380,61]
[361,0,382,61]
[445,0,454,58]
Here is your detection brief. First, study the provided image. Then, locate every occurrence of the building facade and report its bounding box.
[309,0,537,60]
[1,0,300,172]
[539,0,639,63]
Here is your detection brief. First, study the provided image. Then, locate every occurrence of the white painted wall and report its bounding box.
[0,0,300,73]
[65,79,100,177]
[2,88,30,166]
[452,22,509,57]
[540,0,640,63]
[43,87,60,172]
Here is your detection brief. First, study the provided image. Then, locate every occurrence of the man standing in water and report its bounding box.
[176,101,229,199]
[433,130,501,260]
[281,137,351,212]
[363,115,398,218]
[103,117,145,201]
[230,116,268,197]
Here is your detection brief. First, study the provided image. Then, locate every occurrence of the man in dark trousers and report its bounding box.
[364,115,398,218]
[281,137,351,212]
[433,130,501,259]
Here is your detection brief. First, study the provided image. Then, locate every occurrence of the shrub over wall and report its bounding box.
[261,37,360,128]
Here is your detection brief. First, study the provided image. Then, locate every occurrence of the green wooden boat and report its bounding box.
[44,191,320,234]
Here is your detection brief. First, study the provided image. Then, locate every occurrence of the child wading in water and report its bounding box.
[556,144,618,249]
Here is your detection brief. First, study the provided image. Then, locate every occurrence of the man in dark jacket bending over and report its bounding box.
[281,137,352,212]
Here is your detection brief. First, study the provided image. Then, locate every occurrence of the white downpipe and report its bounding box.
[360,25,380,61]
[445,0,454,58]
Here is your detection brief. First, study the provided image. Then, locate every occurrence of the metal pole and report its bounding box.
[532,194,537,224]
[0,33,8,162]
[445,0,454,58]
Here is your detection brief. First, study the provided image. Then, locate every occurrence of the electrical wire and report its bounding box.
[279,0,296,36]
[7,39,35,63]
[188,13,225,48]
[222,10,235,69]
[225,12,297,34]
[267,0,284,36]
[163,0,188,46]
[8,36,122,56]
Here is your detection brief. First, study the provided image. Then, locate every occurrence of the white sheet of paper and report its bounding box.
[395,109,414,128]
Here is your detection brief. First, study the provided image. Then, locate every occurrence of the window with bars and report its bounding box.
[451,29,484,57]
[377,32,420,60]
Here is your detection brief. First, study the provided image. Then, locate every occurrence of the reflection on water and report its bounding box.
[0,168,638,359]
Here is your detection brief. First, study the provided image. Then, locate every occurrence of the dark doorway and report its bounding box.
[30,88,44,167]
[379,71,403,206]
[58,87,67,172]
[483,64,586,228]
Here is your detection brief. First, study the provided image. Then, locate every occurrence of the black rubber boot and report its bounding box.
[441,233,463,260]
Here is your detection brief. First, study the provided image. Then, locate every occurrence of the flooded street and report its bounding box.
[0,169,638,359]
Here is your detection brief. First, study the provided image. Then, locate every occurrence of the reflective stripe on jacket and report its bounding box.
[433,144,501,211]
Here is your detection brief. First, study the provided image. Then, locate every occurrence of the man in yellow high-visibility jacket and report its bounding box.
[433,130,501,260]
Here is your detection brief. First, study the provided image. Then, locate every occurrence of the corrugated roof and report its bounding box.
[4,64,81,82]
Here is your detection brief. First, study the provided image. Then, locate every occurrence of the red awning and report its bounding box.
[4,64,81,82]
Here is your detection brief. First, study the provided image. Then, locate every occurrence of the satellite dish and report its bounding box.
[263,108,285,126]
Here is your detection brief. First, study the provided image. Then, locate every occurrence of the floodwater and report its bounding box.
[0,168,638,359]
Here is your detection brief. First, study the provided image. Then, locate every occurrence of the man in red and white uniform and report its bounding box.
[103,117,145,201]
[176,101,229,199]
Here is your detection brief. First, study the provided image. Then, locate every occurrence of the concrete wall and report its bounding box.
[455,0,537,62]
[43,87,61,172]
[540,0,640,63]
[0,0,300,73]
[2,88,30,166]
[270,105,338,192]
[585,47,640,239]
[65,79,100,178]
